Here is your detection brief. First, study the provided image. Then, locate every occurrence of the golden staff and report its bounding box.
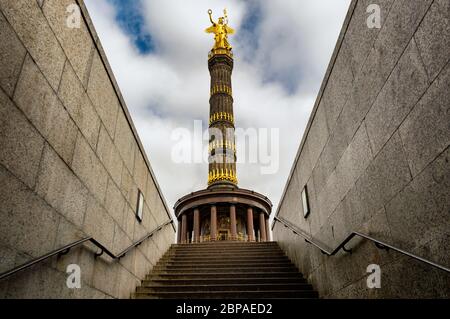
[207,9,213,24]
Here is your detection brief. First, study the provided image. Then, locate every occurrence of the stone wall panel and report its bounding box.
[274,0,448,298]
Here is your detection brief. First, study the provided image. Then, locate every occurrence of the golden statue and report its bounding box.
[205,9,235,50]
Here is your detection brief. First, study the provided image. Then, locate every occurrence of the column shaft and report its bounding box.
[265,217,271,242]
[181,214,187,244]
[230,205,237,240]
[193,208,200,243]
[210,205,217,241]
[177,219,182,243]
[259,212,267,242]
[247,207,255,242]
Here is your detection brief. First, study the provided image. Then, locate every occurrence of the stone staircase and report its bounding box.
[132,241,318,299]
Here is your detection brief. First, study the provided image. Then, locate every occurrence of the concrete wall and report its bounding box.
[273,0,449,298]
[0,0,175,298]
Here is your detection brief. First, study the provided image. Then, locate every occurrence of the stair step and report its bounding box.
[165,254,286,258]
[168,249,284,255]
[164,251,286,257]
[154,262,293,269]
[171,244,280,248]
[155,263,296,268]
[166,253,285,257]
[158,258,290,264]
[152,267,298,274]
[170,242,280,248]
[134,241,318,299]
[133,290,319,299]
[143,277,307,285]
[157,259,292,265]
[137,283,313,293]
[146,272,304,280]
[170,244,280,249]
[172,245,280,248]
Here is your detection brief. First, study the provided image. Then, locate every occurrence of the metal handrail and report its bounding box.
[0,220,173,281]
[273,216,450,273]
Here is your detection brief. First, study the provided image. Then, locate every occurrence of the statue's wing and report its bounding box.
[225,26,235,34]
[205,25,216,33]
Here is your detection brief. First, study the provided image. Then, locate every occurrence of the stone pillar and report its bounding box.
[177,219,182,243]
[230,204,237,240]
[207,53,236,188]
[247,207,255,242]
[193,208,200,243]
[259,212,267,242]
[265,217,271,242]
[181,214,187,244]
[210,205,217,241]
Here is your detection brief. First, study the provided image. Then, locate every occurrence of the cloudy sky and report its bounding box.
[84,0,351,216]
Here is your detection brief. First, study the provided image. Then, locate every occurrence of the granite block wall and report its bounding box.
[273,0,449,298]
[0,0,175,298]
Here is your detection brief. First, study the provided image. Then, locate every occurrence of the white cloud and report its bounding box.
[84,0,350,216]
